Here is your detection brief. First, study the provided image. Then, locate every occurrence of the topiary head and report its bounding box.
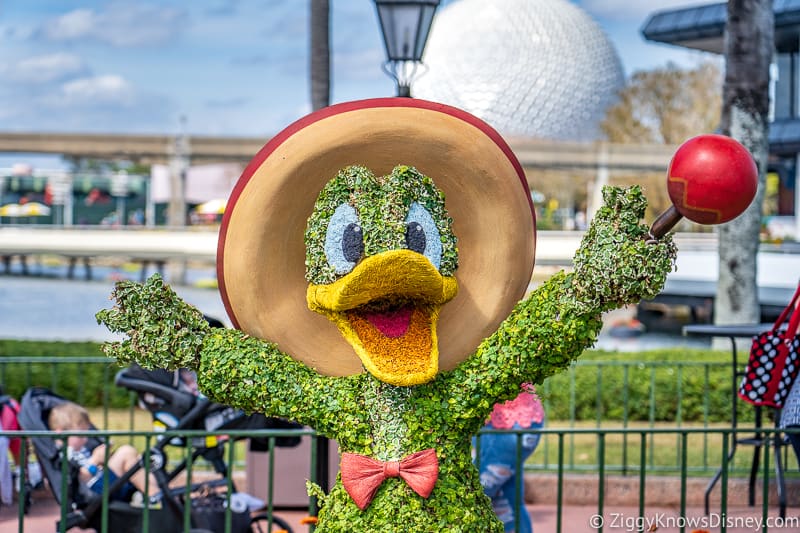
[305,165,458,386]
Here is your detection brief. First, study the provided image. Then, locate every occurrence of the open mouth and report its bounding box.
[360,304,414,338]
[344,301,435,382]
[306,250,457,386]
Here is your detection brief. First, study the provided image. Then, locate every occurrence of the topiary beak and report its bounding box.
[307,249,458,386]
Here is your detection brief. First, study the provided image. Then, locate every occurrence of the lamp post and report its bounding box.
[373,0,440,97]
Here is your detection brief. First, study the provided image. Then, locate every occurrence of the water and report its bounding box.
[0,265,228,342]
[0,264,711,350]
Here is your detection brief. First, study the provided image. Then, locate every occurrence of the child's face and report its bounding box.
[60,423,90,450]
[66,434,88,450]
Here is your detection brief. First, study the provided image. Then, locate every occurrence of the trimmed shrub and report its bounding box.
[0,340,131,408]
[539,348,745,423]
[0,341,742,421]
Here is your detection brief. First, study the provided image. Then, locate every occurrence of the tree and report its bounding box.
[601,61,722,144]
[309,0,333,500]
[716,0,773,327]
[310,0,331,111]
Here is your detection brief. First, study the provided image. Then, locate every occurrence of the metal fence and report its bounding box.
[4,427,317,533]
[533,359,782,476]
[1,356,798,532]
[0,357,741,430]
[539,359,733,426]
[4,426,797,533]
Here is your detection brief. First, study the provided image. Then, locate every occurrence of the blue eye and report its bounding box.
[405,202,441,270]
[325,203,363,275]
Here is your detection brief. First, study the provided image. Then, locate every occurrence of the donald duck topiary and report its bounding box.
[97,98,680,532]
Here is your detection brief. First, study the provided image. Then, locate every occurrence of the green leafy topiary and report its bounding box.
[96,275,209,369]
[97,183,675,532]
[304,165,458,284]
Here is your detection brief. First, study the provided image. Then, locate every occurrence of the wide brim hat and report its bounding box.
[218,98,536,377]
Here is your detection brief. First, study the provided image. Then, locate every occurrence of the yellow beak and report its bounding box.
[307,250,458,386]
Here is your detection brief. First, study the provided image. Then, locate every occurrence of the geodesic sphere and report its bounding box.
[413,0,625,141]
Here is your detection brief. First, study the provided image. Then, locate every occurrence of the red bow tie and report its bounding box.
[340,448,439,510]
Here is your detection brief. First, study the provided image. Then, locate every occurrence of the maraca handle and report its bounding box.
[647,205,682,241]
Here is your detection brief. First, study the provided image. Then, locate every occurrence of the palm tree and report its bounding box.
[715,0,773,328]
[310,0,330,111]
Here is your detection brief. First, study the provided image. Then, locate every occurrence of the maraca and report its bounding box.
[648,134,758,239]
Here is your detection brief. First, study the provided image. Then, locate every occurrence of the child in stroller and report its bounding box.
[47,401,159,504]
[19,387,295,533]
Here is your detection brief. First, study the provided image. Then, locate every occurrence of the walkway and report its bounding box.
[3,487,799,532]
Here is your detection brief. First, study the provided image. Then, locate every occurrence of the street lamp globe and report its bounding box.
[373,0,440,97]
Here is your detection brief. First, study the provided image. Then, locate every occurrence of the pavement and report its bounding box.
[0,486,313,533]
[4,486,800,532]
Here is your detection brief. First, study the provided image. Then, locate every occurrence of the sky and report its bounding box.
[0,0,717,167]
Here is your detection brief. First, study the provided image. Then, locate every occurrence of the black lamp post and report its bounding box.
[373,0,440,97]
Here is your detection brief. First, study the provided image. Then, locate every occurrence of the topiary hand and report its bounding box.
[571,185,677,311]
[95,274,210,370]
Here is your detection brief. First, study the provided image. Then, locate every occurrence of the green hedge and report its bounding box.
[0,341,744,421]
[540,348,746,423]
[0,339,103,357]
[0,339,132,408]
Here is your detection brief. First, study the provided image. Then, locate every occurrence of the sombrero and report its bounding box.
[218,98,536,377]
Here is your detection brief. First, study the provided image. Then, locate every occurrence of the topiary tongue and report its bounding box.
[362,306,413,338]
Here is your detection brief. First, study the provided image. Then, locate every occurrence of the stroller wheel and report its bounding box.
[249,513,294,533]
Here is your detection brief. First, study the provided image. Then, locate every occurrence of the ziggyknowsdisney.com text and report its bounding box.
[593,512,800,531]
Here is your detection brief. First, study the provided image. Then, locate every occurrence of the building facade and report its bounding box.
[642,1,800,236]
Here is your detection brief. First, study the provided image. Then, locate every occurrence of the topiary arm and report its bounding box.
[96,274,209,370]
[446,186,677,414]
[196,330,362,434]
[96,274,358,432]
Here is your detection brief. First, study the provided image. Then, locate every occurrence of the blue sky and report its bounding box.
[0,0,714,145]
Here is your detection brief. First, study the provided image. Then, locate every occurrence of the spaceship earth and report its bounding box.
[413,0,625,141]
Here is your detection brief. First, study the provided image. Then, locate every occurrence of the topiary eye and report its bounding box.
[325,203,363,275]
[406,222,426,254]
[405,202,442,269]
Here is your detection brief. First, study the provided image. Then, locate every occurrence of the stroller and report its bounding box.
[19,386,296,533]
[115,365,303,527]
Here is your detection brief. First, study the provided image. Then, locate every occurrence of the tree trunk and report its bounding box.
[310,0,331,111]
[715,0,772,330]
[309,0,332,503]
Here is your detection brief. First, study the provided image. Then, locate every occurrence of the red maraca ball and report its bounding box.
[667,134,758,224]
